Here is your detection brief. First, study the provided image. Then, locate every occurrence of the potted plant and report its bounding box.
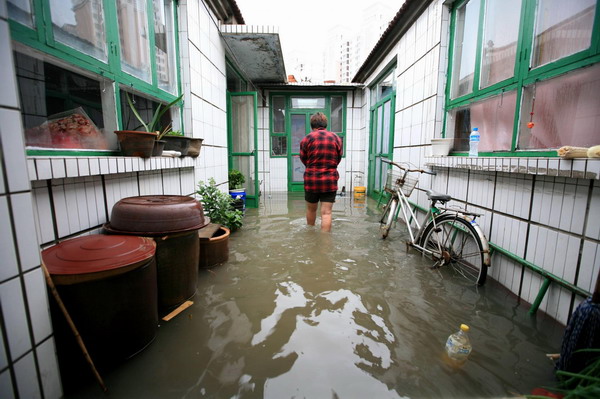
[196,178,243,231]
[228,169,246,211]
[162,130,191,156]
[196,178,243,268]
[115,92,183,157]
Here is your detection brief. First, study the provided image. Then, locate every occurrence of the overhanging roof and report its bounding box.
[221,25,287,84]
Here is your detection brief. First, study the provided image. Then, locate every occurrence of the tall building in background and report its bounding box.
[322,2,395,83]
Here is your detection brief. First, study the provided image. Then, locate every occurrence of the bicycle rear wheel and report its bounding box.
[379,197,398,239]
[419,214,487,285]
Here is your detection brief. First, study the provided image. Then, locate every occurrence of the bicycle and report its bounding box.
[378,158,491,286]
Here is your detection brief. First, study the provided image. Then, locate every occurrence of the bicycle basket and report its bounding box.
[385,169,418,196]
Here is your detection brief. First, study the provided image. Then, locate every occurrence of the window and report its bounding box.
[446,0,599,154]
[370,68,395,105]
[270,94,347,157]
[9,0,181,153]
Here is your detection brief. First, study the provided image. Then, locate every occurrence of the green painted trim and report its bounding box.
[445,0,600,155]
[147,0,158,87]
[488,241,590,302]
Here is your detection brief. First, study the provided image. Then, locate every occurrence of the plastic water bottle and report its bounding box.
[469,128,480,157]
[445,324,472,366]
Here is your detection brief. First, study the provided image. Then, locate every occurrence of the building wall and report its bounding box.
[0,0,231,397]
[377,0,600,325]
[256,88,366,195]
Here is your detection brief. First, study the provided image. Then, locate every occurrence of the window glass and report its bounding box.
[291,97,325,109]
[271,136,286,156]
[272,96,285,133]
[447,91,516,152]
[291,114,306,153]
[50,0,107,61]
[450,0,481,98]
[117,0,151,82]
[532,0,596,68]
[331,96,343,132]
[518,64,600,149]
[8,0,34,28]
[480,0,520,88]
[120,90,174,133]
[154,0,176,93]
[15,52,109,150]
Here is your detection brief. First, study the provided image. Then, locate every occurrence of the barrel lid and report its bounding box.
[106,195,208,235]
[42,235,156,277]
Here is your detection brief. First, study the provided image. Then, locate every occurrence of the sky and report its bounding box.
[234,0,404,77]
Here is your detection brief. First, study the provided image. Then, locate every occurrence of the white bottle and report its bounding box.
[469,128,480,157]
[445,324,472,366]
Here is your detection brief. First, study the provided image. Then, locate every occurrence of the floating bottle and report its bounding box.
[445,324,472,366]
[469,127,480,157]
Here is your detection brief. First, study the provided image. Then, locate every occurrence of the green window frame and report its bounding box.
[269,93,347,158]
[445,0,600,156]
[8,0,182,155]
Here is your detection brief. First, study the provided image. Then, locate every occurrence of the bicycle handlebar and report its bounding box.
[380,158,437,175]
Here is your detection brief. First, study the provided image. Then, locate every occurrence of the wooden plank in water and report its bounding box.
[161,300,193,321]
[198,223,221,240]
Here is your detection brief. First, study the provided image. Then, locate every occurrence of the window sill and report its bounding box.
[425,156,600,180]
[27,155,197,181]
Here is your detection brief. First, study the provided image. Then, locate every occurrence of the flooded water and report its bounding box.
[67,193,565,398]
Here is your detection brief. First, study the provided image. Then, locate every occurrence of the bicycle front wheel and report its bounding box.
[379,198,398,239]
[419,214,487,285]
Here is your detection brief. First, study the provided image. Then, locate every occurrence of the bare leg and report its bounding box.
[306,202,318,226]
[320,202,334,232]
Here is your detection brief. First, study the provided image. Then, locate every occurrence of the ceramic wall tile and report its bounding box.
[0,196,19,280]
[24,268,51,344]
[0,21,18,108]
[36,338,61,399]
[0,109,30,192]
[65,159,78,177]
[585,181,600,240]
[0,278,31,360]
[10,192,40,271]
[14,352,41,399]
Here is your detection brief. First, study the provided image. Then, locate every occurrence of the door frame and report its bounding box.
[367,94,395,196]
[227,91,259,208]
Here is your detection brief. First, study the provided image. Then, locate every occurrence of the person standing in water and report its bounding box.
[299,112,343,232]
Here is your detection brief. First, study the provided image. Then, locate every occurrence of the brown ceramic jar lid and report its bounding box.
[42,235,156,284]
[105,195,207,235]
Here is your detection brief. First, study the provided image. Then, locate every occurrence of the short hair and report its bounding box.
[310,112,328,129]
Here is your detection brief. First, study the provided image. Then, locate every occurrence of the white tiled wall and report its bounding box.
[376,0,600,325]
[0,2,63,396]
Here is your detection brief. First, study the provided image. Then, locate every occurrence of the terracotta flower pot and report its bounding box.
[153,140,166,156]
[163,136,191,156]
[187,138,203,158]
[115,130,157,158]
[198,224,230,268]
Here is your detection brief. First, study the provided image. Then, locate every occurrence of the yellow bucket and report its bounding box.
[354,186,366,197]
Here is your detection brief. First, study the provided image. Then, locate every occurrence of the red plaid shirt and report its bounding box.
[299,128,343,193]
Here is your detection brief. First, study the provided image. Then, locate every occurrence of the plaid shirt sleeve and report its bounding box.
[300,129,342,193]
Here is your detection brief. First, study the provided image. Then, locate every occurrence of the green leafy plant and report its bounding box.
[165,130,184,136]
[527,350,600,399]
[196,178,243,231]
[125,92,183,139]
[228,169,245,190]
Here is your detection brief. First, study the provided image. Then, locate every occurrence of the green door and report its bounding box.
[228,92,259,208]
[368,96,394,196]
[289,112,312,192]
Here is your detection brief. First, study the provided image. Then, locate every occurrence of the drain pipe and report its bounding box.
[377,194,592,315]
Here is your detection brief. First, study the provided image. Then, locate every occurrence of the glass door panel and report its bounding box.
[289,112,310,191]
[229,92,258,207]
[368,97,394,195]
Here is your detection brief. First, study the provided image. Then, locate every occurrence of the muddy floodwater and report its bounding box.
[68,193,565,398]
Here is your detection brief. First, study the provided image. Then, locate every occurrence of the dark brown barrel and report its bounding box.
[104,195,208,311]
[42,235,158,391]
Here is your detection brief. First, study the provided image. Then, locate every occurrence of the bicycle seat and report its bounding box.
[426,190,452,203]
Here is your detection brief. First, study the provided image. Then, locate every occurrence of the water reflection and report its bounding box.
[67,193,564,399]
